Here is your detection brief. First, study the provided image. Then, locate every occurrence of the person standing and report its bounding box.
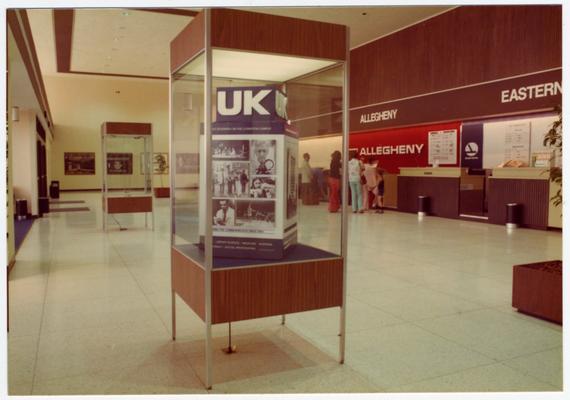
[328,150,342,212]
[239,169,249,197]
[375,164,385,214]
[361,157,379,211]
[348,150,364,213]
[300,153,313,205]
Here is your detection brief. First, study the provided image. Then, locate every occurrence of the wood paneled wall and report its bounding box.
[350,6,562,108]
[211,9,347,61]
[397,176,460,218]
[102,122,152,136]
[488,178,549,229]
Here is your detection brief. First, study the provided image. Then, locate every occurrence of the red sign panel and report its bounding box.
[349,122,461,174]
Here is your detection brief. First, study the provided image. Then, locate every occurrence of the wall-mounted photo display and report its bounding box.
[140,153,169,175]
[250,139,276,175]
[64,152,95,175]
[249,176,276,199]
[107,153,133,175]
[213,161,250,197]
[213,139,249,160]
[213,198,236,228]
[235,200,276,233]
[176,153,199,174]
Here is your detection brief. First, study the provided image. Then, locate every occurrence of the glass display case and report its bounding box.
[101,122,153,231]
[170,9,348,388]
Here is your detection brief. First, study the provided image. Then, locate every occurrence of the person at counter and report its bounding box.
[328,150,342,212]
[376,164,385,214]
[348,150,364,213]
[361,157,379,211]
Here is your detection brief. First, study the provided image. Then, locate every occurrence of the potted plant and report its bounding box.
[512,106,562,325]
[153,153,170,198]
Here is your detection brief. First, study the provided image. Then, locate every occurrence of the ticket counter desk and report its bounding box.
[488,168,561,229]
[397,167,466,218]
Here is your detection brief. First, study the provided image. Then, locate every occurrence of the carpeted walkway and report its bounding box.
[14,217,34,251]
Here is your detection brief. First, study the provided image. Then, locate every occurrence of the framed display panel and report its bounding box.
[170,9,348,389]
[101,122,154,231]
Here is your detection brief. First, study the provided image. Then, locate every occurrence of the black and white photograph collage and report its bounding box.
[212,138,277,233]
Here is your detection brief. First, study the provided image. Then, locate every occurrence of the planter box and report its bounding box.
[512,260,562,325]
[154,187,170,198]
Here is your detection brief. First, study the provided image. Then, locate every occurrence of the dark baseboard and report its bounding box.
[60,189,100,192]
[61,187,147,192]
[7,258,16,275]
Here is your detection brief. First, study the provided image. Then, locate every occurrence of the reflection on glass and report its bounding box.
[171,51,345,266]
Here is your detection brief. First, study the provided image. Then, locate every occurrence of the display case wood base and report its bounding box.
[154,187,170,198]
[171,247,343,324]
[512,260,562,325]
[104,196,153,213]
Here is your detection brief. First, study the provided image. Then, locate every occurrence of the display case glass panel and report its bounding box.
[104,135,152,194]
[171,49,345,268]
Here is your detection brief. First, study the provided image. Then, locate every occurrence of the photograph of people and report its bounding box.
[212,140,249,160]
[251,140,276,175]
[235,200,275,231]
[249,177,276,198]
[213,161,249,197]
[213,199,235,226]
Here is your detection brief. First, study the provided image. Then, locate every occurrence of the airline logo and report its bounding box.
[464,142,479,158]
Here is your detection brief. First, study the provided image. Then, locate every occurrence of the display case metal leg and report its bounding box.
[145,212,148,228]
[171,290,176,341]
[339,305,346,364]
[222,322,237,354]
[281,314,286,325]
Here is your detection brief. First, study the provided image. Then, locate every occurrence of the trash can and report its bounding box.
[506,203,521,229]
[39,197,49,216]
[16,199,28,220]
[50,181,60,199]
[418,195,430,217]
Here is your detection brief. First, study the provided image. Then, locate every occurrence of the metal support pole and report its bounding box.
[204,8,214,390]
[281,314,286,325]
[339,28,350,365]
[222,322,237,354]
[171,290,176,340]
[102,129,107,232]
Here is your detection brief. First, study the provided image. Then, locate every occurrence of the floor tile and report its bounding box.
[392,363,558,392]
[7,192,563,395]
[502,347,563,389]
[415,309,562,361]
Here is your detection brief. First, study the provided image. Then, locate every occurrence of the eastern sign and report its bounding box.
[500,81,562,103]
[351,69,561,132]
